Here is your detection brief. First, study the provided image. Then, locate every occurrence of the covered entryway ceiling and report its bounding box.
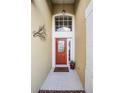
[47,0,80,14]
[52,0,75,4]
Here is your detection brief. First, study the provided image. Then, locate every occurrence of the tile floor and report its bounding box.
[40,67,84,90]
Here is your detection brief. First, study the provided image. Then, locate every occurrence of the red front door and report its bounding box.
[56,38,67,64]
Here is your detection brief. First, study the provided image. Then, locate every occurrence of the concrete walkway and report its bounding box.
[40,68,84,90]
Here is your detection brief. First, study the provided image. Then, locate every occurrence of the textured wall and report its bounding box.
[31,0,52,93]
[53,4,74,14]
[75,0,91,87]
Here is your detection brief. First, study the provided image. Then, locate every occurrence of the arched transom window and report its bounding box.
[55,15,72,32]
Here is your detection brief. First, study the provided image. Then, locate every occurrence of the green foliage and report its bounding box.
[70,60,75,64]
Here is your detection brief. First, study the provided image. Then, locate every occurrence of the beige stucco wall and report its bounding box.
[53,4,74,14]
[75,0,91,86]
[31,0,52,93]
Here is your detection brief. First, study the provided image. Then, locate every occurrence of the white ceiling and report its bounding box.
[52,0,75,4]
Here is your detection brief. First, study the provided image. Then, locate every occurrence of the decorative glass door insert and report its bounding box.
[58,40,65,52]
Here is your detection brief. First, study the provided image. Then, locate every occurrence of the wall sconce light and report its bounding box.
[62,9,66,15]
[61,0,66,15]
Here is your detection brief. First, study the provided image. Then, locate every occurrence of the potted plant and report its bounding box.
[70,60,75,69]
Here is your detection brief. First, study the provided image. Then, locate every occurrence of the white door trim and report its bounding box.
[52,13,75,67]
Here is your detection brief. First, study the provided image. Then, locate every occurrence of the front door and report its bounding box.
[56,38,67,64]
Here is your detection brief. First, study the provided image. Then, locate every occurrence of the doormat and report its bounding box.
[54,67,69,72]
[39,90,85,93]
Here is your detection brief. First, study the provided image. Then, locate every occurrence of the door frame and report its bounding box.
[52,13,75,67]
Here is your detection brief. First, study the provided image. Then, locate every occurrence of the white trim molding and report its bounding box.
[85,1,93,93]
[52,13,75,67]
[85,0,93,18]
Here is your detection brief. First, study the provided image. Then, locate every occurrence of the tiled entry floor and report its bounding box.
[40,68,84,90]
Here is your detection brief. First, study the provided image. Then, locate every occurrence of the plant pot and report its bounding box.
[70,64,75,70]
